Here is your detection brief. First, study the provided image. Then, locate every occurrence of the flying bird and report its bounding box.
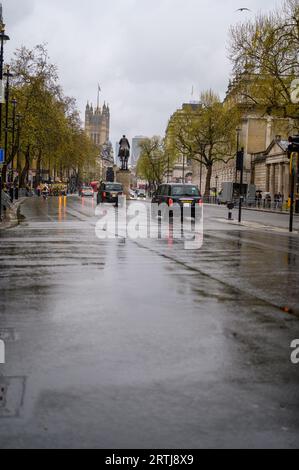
[236,7,251,12]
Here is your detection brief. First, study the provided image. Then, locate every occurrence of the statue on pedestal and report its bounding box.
[118,135,130,171]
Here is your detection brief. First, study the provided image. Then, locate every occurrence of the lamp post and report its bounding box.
[288,136,299,232]
[215,175,219,203]
[0,23,10,220]
[3,65,13,185]
[238,147,245,223]
[11,98,17,182]
[16,114,22,172]
[235,127,241,184]
[15,114,22,200]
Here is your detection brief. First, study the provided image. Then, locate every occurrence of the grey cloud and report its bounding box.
[4,0,36,27]
[3,0,279,145]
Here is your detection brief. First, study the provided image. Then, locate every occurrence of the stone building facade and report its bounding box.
[85,102,110,148]
[193,77,294,195]
[197,114,293,194]
[165,102,201,184]
[84,101,112,180]
[252,138,290,200]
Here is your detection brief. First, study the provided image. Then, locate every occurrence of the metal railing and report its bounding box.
[203,196,297,214]
[1,188,33,218]
[0,190,13,210]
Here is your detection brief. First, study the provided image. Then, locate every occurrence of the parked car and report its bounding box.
[151,183,202,219]
[129,190,137,200]
[136,189,146,200]
[80,186,94,197]
[97,182,124,204]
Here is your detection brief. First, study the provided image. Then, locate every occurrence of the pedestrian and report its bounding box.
[265,194,271,209]
[41,184,49,200]
[257,192,262,208]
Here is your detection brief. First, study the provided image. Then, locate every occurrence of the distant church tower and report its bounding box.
[85,94,110,148]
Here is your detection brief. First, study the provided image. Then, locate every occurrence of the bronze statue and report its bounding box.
[118,135,130,171]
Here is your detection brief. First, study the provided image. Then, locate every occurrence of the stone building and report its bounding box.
[195,78,294,195]
[252,137,290,200]
[85,102,110,147]
[200,114,293,194]
[171,155,193,183]
[165,102,201,183]
[84,100,112,180]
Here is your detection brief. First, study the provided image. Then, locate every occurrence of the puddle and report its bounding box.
[0,376,26,418]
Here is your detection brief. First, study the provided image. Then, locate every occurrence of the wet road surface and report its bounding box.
[0,196,299,449]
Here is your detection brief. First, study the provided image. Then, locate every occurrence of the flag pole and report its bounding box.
[97,85,100,109]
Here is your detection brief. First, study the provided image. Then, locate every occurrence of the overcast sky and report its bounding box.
[4,0,280,147]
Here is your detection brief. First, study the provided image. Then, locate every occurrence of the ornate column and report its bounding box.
[277,163,283,194]
[270,164,275,198]
[266,117,273,148]
[266,165,270,192]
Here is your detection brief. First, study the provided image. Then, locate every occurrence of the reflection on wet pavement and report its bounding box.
[0,196,298,449]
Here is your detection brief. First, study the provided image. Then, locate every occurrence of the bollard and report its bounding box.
[227,202,234,221]
[0,339,5,364]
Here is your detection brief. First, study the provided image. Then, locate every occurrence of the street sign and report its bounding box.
[0,148,4,164]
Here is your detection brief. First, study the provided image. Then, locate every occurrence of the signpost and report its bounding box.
[288,136,299,233]
[237,148,244,223]
[289,152,298,233]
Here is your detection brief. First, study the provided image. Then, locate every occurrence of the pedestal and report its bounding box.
[116,170,131,199]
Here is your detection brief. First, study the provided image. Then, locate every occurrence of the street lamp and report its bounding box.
[3,65,13,185]
[0,24,10,220]
[235,127,241,184]
[0,28,10,135]
[9,97,17,185]
[15,114,22,198]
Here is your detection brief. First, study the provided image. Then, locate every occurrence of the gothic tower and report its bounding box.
[84,95,110,149]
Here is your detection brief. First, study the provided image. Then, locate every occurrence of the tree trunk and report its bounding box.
[204,164,213,197]
[1,166,6,187]
[35,149,42,188]
[20,145,31,188]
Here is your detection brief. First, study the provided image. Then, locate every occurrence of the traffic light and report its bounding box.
[287,135,299,158]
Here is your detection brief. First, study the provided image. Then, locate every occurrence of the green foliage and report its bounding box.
[229,0,299,121]
[136,137,172,189]
[165,92,240,195]
[4,44,97,187]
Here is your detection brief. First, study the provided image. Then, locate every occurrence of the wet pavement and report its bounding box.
[0,195,298,449]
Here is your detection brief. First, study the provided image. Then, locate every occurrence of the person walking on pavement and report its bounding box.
[41,184,49,200]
